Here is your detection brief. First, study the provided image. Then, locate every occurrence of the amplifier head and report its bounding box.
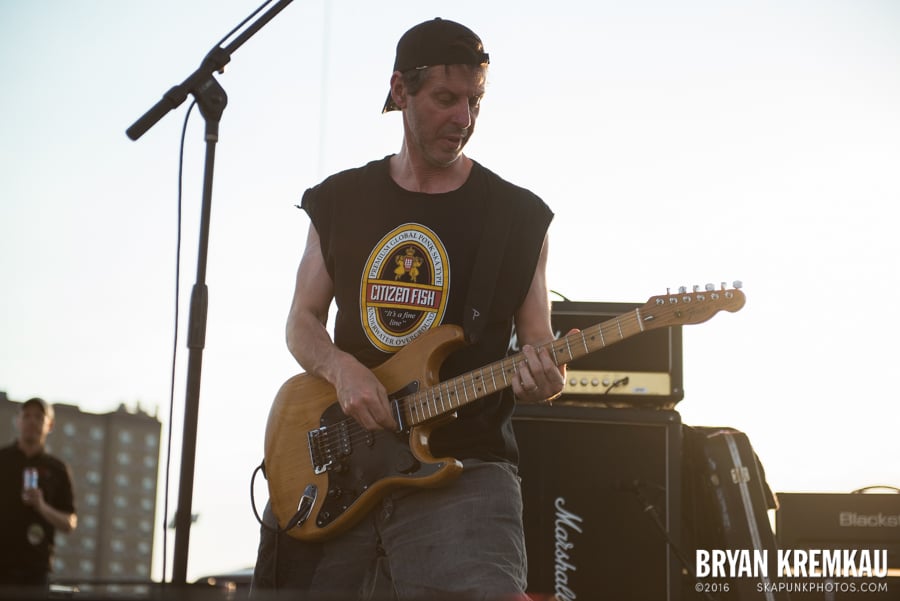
[776,492,900,571]
[511,300,684,407]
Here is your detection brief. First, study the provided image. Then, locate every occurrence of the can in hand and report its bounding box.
[23,467,38,491]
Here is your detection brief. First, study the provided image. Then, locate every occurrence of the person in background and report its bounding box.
[0,397,77,592]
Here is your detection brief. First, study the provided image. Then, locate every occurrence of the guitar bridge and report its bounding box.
[308,419,352,474]
[307,381,419,476]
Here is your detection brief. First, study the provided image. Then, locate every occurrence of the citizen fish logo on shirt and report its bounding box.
[361,223,449,352]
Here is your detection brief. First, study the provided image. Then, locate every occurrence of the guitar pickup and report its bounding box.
[308,420,352,474]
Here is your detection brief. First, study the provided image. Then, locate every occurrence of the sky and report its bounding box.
[2,0,899,584]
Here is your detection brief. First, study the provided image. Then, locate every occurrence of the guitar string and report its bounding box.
[307,324,598,458]
[312,287,746,458]
[306,301,697,459]
[306,294,730,459]
[310,295,740,453]
[306,312,652,460]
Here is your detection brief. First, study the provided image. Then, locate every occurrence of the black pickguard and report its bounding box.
[314,385,443,529]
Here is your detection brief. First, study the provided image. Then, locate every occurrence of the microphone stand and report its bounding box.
[626,480,719,601]
[126,0,294,587]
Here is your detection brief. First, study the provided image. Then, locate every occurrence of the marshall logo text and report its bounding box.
[554,497,584,601]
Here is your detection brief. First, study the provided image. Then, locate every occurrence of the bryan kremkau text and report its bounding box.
[696,549,889,579]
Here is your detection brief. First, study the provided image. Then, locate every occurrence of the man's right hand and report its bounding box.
[332,355,398,432]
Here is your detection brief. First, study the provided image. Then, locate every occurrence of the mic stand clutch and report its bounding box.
[125,0,295,587]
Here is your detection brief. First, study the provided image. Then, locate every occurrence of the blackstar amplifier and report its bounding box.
[775,492,900,599]
[509,300,684,407]
[776,492,900,569]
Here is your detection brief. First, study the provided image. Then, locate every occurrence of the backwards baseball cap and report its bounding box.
[382,18,490,113]
[22,397,54,420]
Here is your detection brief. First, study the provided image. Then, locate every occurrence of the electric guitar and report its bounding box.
[264,283,745,541]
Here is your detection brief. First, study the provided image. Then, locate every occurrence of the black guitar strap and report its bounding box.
[463,186,512,344]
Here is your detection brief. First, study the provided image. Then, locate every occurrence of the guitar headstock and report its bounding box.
[640,281,745,328]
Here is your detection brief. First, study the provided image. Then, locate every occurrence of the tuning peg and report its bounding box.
[732,280,743,289]
[693,285,700,292]
[678,286,687,294]
[705,283,715,291]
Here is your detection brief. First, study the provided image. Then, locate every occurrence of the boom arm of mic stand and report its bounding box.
[125,0,294,141]
[126,46,230,141]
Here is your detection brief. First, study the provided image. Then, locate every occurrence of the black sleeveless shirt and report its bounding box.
[300,156,553,463]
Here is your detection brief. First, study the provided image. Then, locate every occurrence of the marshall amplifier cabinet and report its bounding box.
[775,492,900,600]
[513,300,684,407]
[513,403,684,601]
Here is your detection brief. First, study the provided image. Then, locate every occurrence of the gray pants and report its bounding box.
[251,459,528,600]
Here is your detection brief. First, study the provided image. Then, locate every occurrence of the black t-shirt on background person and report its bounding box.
[0,443,76,586]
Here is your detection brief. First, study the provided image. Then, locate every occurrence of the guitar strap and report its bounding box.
[463,186,512,344]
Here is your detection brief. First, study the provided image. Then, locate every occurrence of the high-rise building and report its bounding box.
[1,391,161,587]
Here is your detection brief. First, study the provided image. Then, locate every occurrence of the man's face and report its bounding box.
[403,65,486,168]
[17,405,52,446]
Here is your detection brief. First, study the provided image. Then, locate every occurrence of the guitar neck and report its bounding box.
[398,308,648,427]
